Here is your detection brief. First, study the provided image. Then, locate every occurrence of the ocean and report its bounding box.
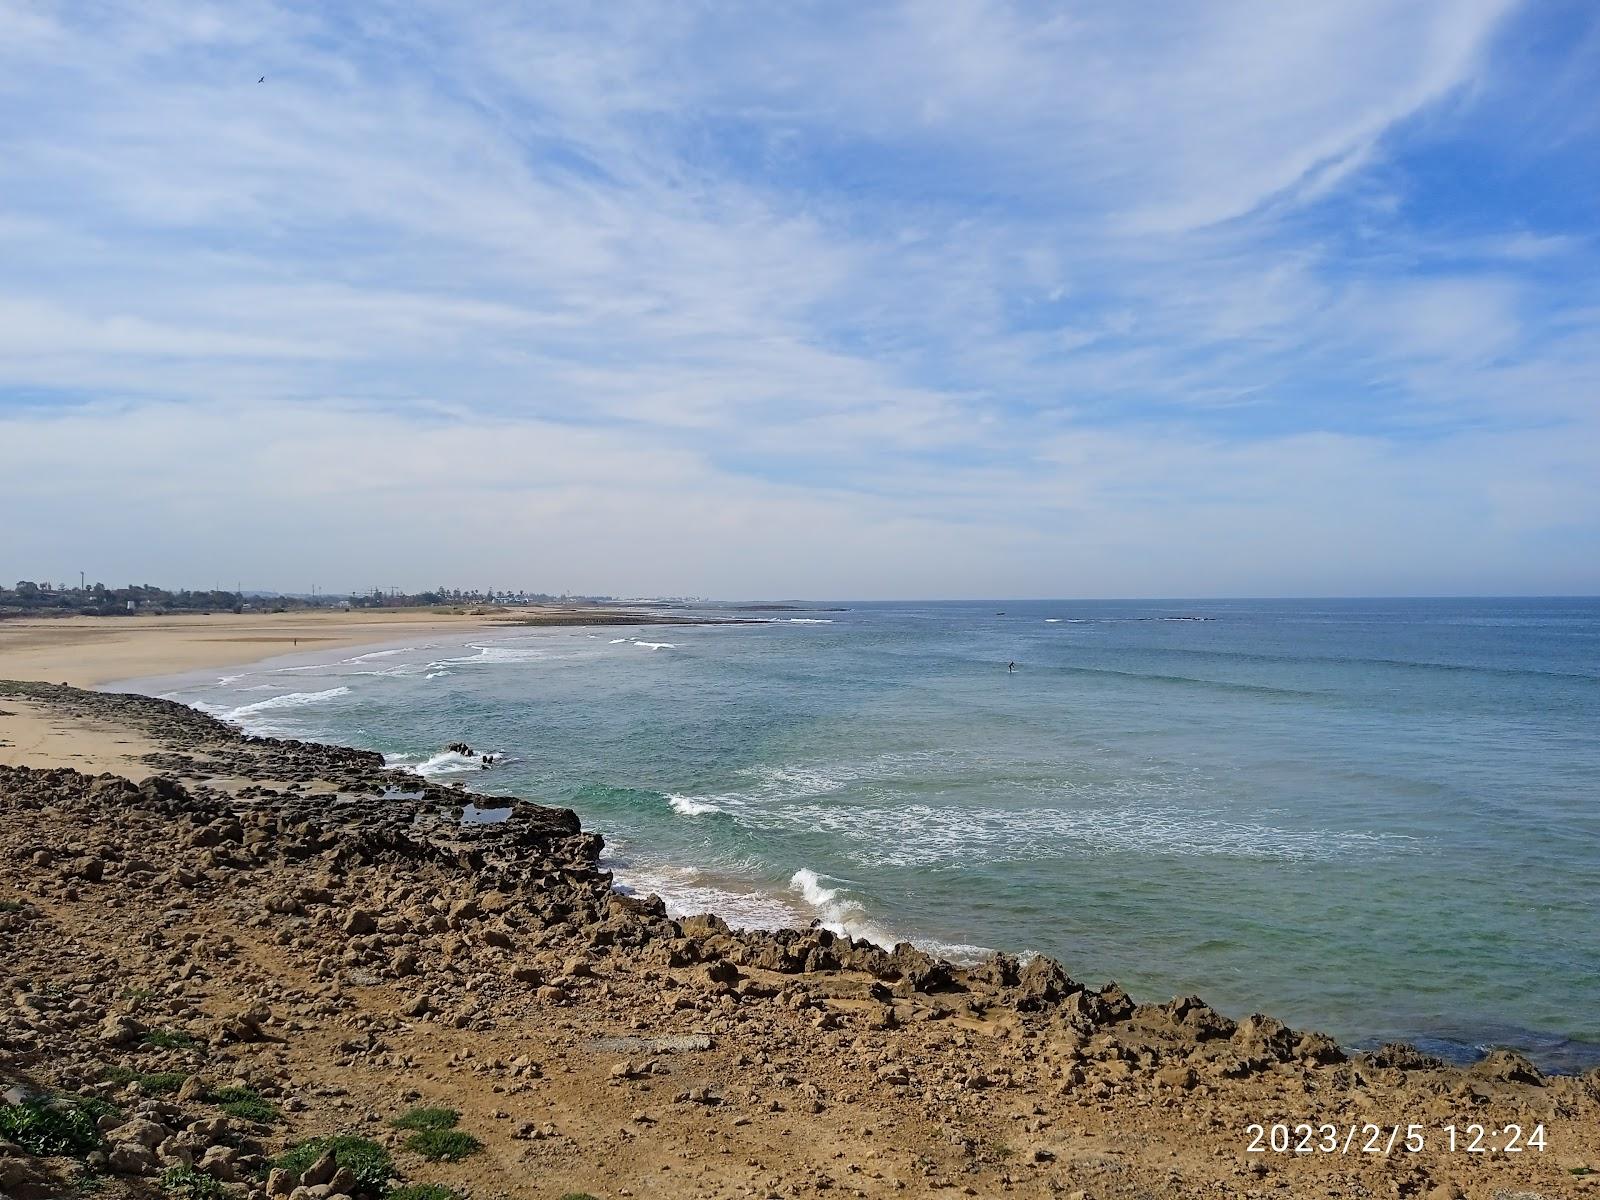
[128,597,1600,1070]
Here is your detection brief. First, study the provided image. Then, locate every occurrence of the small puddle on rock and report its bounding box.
[460,801,513,824]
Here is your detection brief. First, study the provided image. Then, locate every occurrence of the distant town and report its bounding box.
[0,580,620,618]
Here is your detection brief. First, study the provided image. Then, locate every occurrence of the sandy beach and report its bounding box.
[0,606,730,690]
[0,611,500,690]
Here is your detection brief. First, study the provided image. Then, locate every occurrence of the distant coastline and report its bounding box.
[0,604,761,689]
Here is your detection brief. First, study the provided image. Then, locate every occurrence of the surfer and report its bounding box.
[1008,661,1016,672]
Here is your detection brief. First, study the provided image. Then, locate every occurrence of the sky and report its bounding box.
[1,0,1597,599]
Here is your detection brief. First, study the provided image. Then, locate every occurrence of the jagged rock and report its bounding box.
[1294,1031,1345,1064]
[1096,982,1135,1021]
[887,943,955,993]
[971,953,1021,989]
[1015,956,1078,1010]
[1232,1014,1295,1060]
[1472,1048,1542,1084]
[1155,995,1236,1042]
[1363,1042,1446,1071]
[679,913,731,938]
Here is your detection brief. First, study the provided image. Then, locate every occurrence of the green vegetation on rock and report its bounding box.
[141,1028,201,1050]
[0,1096,109,1157]
[102,1066,187,1095]
[159,1165,225,1200]
[207,1086,279,1123]
[274,1136,394,1195]
[388,1186,460,1200]
[389,1107,460,1132]
[401,1129,483,1162]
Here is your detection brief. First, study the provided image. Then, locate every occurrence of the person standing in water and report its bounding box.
[1008,661,1016,672]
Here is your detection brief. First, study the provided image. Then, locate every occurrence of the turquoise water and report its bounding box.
[140,598,1600,1069]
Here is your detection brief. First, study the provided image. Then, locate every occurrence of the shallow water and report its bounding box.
[132,598,1600,1069]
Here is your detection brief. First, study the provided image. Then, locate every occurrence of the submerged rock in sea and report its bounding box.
[1363,1041,1447,1071]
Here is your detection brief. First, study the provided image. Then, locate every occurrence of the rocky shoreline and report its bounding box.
[1,680,1596,1199]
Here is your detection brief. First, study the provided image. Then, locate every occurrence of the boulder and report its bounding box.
[107,1142,159,1175]
[300,1148,339,1188]
[106,1118,167,1150]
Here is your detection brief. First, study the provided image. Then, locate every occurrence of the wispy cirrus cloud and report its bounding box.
[0,0,1595,596]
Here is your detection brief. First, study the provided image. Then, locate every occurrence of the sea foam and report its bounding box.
[667,793,720,816]
[222,686,350,722]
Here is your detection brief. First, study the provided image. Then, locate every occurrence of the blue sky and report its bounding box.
[1,0,1596,597]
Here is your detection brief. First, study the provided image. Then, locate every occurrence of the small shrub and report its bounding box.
[389,1107,459,1132]
[389,1186,459,1200]
[0,899,25,913]
[275,1136,393,1194]
[0,1097,105,1157]
[160,1165,225,1200]
[207,1086,279,1123]
[558,1194,601,1200]
[120,986,151,1003]
[401,1129,482,1162]
[141,1029,200,1050]
[102,1067,187,1095]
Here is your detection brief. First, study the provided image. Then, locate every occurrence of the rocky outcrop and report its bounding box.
[2,680,1594,1200]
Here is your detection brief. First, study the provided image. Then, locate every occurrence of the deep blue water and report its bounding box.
[132,598,1600,1069]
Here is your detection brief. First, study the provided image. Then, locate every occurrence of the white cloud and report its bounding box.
[0,0,1595,596]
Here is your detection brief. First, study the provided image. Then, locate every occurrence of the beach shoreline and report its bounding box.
[0,680,1597,1198]
[7,615,1594,1060]
[2,618,1600,1197]
[0,606,749,689]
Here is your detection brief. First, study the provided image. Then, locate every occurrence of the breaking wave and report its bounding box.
[666,793,720,816]
[222,687,350,722]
